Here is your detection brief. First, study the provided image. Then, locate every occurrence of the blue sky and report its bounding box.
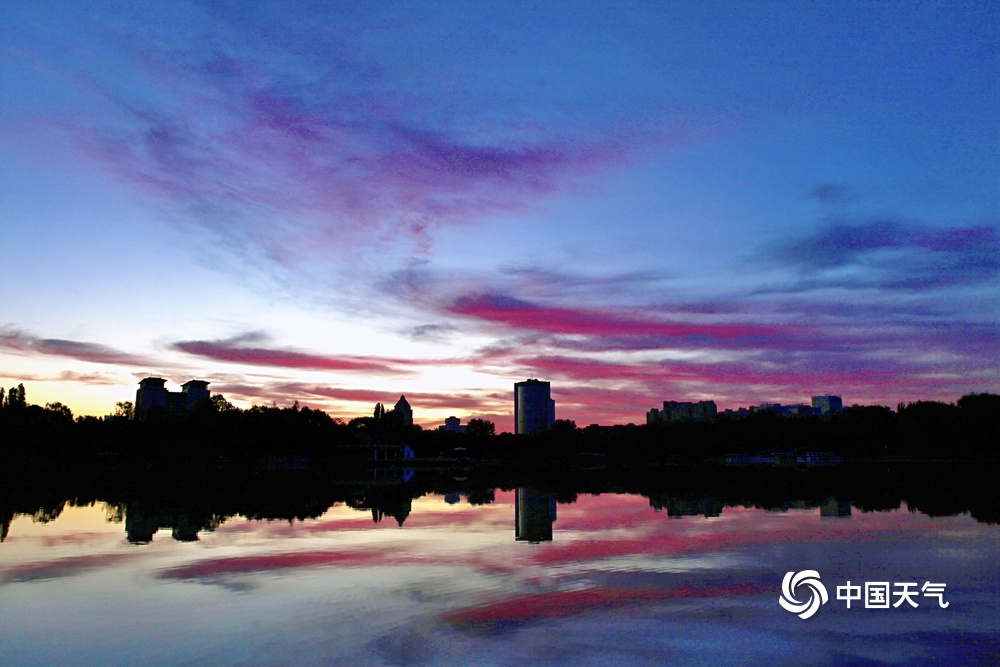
[1,1,997,428]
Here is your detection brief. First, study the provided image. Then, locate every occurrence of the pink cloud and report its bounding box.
[500,353,987,421]
[449,293,792,345]
[518,355,940,388]
[71,55,642,267]
[186,332,989,424]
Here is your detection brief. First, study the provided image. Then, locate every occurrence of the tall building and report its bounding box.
[514,379,555,435]
[812,395,844,415]
[135,378,210,418]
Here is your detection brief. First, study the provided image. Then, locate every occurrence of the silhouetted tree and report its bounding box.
[956,393,1000,459]
[897,401,961,457]
[45,402,74,423]
[210,394,237,413]
[958,393,1000,420]
[834,405,895,458]
[6,384,26,410]
[114,401,135,420]
[466,418,495,438]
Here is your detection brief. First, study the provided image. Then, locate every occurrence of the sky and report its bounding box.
[1,1,998,430]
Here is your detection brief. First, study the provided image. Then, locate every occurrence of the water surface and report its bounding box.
[1,489,997,666]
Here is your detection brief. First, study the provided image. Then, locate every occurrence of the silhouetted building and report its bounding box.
[393,395,413,426]
[515,379,555,435]
[515,488,557,543]
[135,377,210,418]
[647,400,717,424]
[812,395,844,415]
[751,402,816,416]
[439,416,465,432]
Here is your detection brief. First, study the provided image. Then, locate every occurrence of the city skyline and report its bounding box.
[5,372,973,434]
[2,2,998,432]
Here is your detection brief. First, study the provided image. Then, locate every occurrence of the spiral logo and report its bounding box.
[779,570,828,619]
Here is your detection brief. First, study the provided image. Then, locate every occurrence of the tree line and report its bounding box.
[1,383,998,462]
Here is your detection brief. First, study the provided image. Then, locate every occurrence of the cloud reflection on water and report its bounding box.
[1,494,998,666]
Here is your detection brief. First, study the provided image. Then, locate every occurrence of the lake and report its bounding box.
[2,472,998,666]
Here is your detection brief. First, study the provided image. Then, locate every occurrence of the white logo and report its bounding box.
[780,570,829,619]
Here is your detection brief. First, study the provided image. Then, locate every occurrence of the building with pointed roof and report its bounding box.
[393,395,413,426]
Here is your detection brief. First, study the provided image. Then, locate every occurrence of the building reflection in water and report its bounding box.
[515,488,557,543]
[650,495,723,519]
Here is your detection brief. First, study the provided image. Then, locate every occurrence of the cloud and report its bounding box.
[501,267,675,301]
[807,183,850,204]
[761,221,1000,291]
[213,381,504,417]
[170,333,413,374]
[0,326,152,366]
[56,26,654,270]
[490,344,995,424]
[448,293,791,346]
[55,371,124,385]
[0,370,126,387]
[296,386,498,411]
[555,355,908,386]
[11,3,733,286]
[402,323,460,342]
[95,96,619,231]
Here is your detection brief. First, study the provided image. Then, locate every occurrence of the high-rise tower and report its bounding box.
[514,379,555,435]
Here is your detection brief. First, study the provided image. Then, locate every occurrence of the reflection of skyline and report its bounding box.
[515,488,557,543]
[3,460,999,545]
[3,493,997,667]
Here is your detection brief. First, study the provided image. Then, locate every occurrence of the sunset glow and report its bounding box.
[2,2,997,430]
